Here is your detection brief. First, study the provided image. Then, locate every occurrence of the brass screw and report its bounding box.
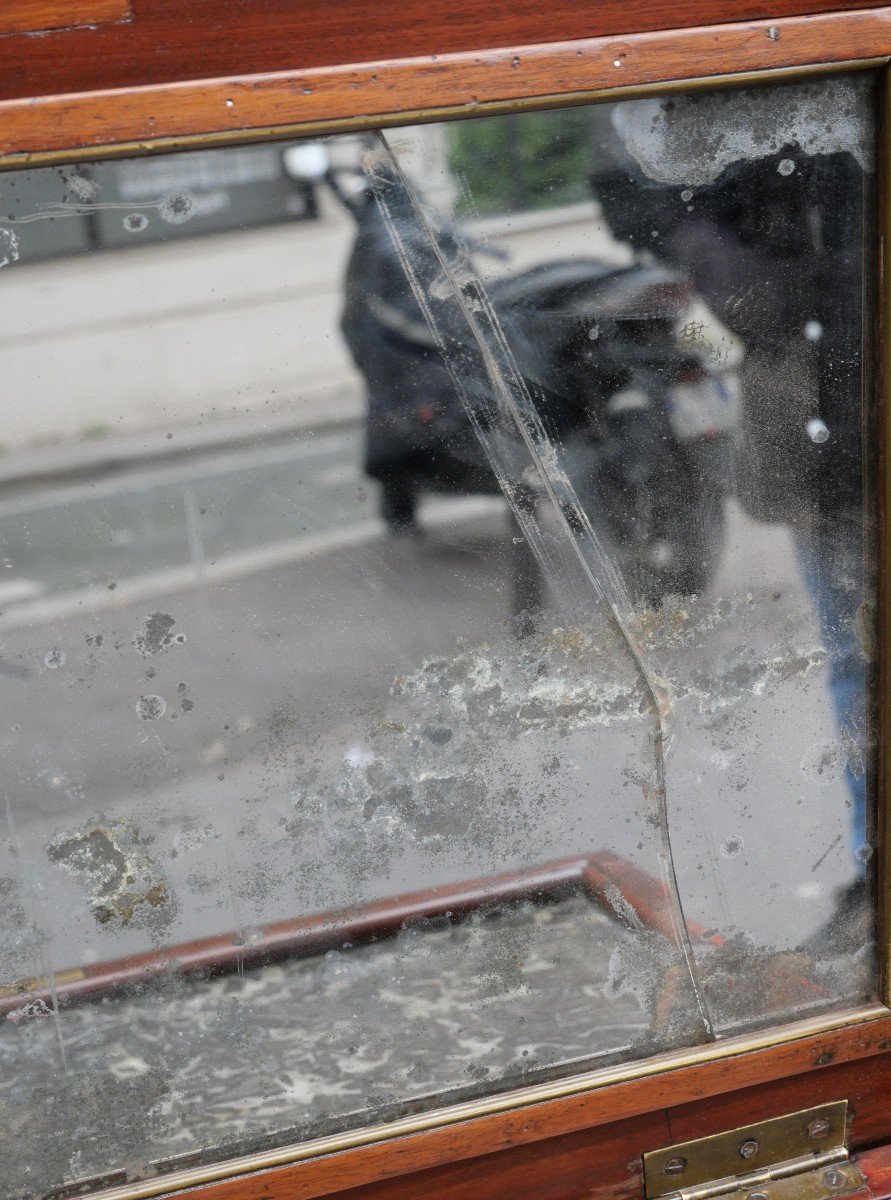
[664,1157,687,1176]
[808,1118,833,1140]
[823,1169,846,1190]
[738,1140,761,1160]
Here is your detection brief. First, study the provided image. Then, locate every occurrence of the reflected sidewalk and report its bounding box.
[0,388,363,491]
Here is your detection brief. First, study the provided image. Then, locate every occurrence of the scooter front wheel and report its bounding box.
[631,470,726,606]
[379,479,421,535]
[591,438,728,608]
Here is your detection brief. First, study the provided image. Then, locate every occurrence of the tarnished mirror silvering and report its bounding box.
[0,71,879,1200]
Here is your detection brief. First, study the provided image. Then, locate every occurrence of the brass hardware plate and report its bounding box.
[643,1102,868,1200]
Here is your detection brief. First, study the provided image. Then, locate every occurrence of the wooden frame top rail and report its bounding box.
[1,9,890,165]
[0,0,885,103]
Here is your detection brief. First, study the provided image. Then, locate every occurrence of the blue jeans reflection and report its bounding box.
[794,511,869,870]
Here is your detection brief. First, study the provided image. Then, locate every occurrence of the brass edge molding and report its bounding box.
[79,1004,890,1200]
[0,59,883,173]
[0,8,887,165]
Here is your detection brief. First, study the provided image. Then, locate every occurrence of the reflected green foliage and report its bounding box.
[448,109,595,215]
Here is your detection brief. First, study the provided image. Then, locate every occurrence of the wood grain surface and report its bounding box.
[0,0,129,38]
[860,1143,891,1196]
[1,8,889,163]
[0,0,884,101]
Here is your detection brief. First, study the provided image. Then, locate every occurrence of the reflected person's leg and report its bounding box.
[793,508,868,871]
[378,474,420,534]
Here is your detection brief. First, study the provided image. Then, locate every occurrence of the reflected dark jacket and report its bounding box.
[591,140,866,523]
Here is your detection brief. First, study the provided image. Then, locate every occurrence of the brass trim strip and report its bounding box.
[78,1004,889,1200]
[0,58,884,172]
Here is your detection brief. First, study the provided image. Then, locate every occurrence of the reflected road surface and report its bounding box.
[0,425,858,976]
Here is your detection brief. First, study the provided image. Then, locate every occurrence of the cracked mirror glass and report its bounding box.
[0,70,879,1200]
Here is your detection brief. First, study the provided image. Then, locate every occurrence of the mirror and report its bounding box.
[0,71,879,1200]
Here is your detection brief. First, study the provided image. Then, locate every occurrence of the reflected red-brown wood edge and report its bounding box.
[1,8,890,162]
[0,851,721,1018]
[170,1016,891,1200]
[0,0,884,103]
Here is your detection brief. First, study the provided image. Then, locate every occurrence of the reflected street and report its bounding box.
[0,418,855,969]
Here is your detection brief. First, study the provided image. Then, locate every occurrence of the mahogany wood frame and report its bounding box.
[80,1008,891,1200]
[0,0,885,102]
[852,1145,891,1195]
[0,9,890,167]
[0,0,131,39]
[8,4,891,1200]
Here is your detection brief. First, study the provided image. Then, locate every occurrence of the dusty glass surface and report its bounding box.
[0,72,878,1200]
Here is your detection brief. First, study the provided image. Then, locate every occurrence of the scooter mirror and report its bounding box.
[282,141,330,181]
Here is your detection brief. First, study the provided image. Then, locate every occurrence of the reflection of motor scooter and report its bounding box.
[286,143,737,606]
